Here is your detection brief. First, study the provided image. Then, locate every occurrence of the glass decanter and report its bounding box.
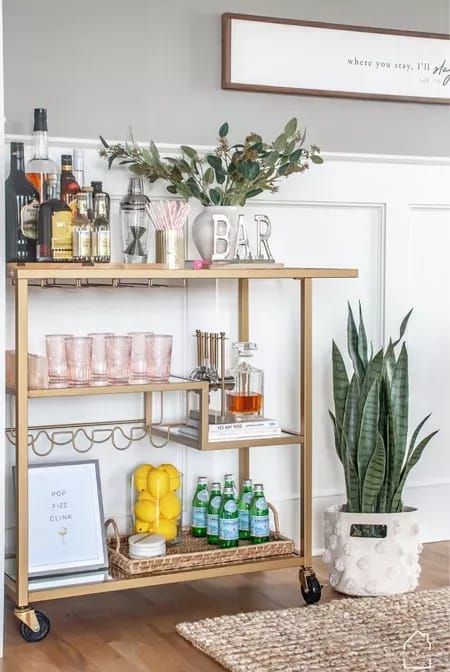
[226,342,264,420]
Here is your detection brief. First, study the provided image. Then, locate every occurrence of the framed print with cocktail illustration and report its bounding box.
[16,460,108,577]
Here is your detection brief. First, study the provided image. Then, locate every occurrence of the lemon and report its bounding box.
[134,499,158,524]
[133,464,154,492]
[137,490,157,502]
[147,467,170,500]
[160,492,181,520]
[134,519,149,533]
[150,518,177,541]
[160,463,181,492]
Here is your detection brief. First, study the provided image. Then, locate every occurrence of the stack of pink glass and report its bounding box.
[45,333,173,387]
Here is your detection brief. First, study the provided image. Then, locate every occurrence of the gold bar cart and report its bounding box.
[6,263,358,641]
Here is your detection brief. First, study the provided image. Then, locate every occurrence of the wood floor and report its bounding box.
[2,541,449,671]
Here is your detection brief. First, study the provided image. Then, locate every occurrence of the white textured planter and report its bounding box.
[192,206,239,262]
[323,505,422,596]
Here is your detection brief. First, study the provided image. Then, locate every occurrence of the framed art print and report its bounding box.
[222,13,450,104]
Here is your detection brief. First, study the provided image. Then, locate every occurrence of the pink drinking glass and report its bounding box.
[128,332,153,382]
[105,335,131,384]
[146,334,173,381]
[88,332,114,385]
[45,334,72,383]
[65,337,92,386]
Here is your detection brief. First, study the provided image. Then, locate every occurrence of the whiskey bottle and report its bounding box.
[91,181,110,218]
[37,173,72,261]
[60,154,80,205]
[72,193,92,262]
[91,193,111,263]
[26,108,58,202]
[226,342,264,420]
[6,142,40,262]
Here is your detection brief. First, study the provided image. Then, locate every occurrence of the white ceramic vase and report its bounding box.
[191,206,239,262]
[323,504,422,596]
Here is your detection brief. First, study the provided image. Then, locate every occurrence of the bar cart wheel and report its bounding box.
[299,569,322,605]
[19,610,50,643]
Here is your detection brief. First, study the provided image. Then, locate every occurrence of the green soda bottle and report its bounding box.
[191,476,209,537]
[250,483,270,544]
[224,473,237,496]
[219,486,239,548]
[238,479,253,540]
[207,482,222,545]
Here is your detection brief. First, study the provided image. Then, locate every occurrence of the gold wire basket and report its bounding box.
[105,504,295,577]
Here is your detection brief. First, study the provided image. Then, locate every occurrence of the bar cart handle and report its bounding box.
[268,502,281,540]
[105,518,121,552]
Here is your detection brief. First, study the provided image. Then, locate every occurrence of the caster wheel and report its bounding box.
[301,575,322,605]
[19,611,50,642]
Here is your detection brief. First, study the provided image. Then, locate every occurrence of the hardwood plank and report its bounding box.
[2,542,448,672]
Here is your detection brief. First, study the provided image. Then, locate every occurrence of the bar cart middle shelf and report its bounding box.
[6,263,358,641]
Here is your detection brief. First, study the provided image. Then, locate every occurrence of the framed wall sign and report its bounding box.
[22,460,107,577]
[222,13,450,104]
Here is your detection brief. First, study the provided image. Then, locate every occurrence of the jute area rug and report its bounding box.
[177,587,450,672]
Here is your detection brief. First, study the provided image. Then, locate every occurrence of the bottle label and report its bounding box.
[239,510,250,531]
[256,497,268,511]
[92,230,110,258]
[51,211,73,260]
[224,500,237,514]
[207,513,219,536]
[197,489,209,503]
[73,229,91,258]
[21,200,39,240]
[251,514,270,537]
[219,517,239,540]
[209,495,222,511]
[192,506,207,528]
[243,492,253,505]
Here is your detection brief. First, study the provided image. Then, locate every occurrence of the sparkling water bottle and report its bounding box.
[207,482,222,545]
[219,486,239,548]
[238,479,253,540]
[191,477,209,537]
[224,473,237,496]
[250,483,270,544]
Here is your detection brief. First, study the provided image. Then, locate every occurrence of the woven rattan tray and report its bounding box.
[105,505,295,576]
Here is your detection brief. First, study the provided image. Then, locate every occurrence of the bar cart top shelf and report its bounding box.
[8,263,358,281]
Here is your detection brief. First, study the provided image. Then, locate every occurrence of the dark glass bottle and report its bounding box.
[37,173,72,261]
[60,154,80,205]
[5,142,39,262]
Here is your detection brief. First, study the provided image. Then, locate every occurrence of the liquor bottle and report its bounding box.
[227,342,264,420]
[60,154,80,205]
[238,479,253,540]
[82,186,94,220]
[37,173,72,261]
[191,477,209,537]
[224,473,237,497]
[72,193,92,262]
[250,483,270,544]
[72,148,85,190]
[26,108,58,202]
[91,193,111,263]
[207,483,222,545]
[91,181,111,217]
[218,486,239,548]
[5,142,40,262]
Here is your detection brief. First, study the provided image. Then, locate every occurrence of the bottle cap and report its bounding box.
[33,108,48,132]
[91,181,103,191]
[224,474,234,480]
[242,479,253,486]
[61,154,72,165]
[211,482,221,489]
[198,476,208,484]
[10,142,24,156]
[254,483,264,491]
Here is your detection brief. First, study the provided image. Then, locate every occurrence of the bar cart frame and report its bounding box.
[6,263,357,641]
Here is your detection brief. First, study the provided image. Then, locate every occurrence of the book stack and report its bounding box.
[178,417,282,442]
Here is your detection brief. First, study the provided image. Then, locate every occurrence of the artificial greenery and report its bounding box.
[330,304,438,516]
[99,119,322,206]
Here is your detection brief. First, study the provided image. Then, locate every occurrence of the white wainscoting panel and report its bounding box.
[4,136,450,556]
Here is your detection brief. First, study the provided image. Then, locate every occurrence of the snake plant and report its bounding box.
[330,304,438,514]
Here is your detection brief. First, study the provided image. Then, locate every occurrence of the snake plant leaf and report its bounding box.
[390,344,409,493]
[343,374,361,468]
[341,433,360,512]
[383,339,396,383]
[358,348,384,415]
[332,341,349,440]
[357,302,368,367]
[357,378,380,482]
[361,433,386,512]
[391,429,439,512]
[329,411,343,464]
[392,308,413,347]
[347,303,365,382]
[406,413,432,464]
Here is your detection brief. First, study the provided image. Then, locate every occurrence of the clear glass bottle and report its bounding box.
[26,108,58,203]
[226,342,264,420]
[120,177,150,263]
[72,148,85,189]
[92,193,111,263]
[72,193,92,262]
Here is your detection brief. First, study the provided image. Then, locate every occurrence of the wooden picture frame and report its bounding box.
[222,13,450,104]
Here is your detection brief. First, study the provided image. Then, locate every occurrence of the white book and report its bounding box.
[187,417,280,433]
[176,425,282,442]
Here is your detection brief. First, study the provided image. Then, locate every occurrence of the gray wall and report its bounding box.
[4,0,450,155]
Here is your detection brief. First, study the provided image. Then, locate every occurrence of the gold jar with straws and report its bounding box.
[147,200,190,269]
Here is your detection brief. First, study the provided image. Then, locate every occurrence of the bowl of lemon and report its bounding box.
[132,463,182,545]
